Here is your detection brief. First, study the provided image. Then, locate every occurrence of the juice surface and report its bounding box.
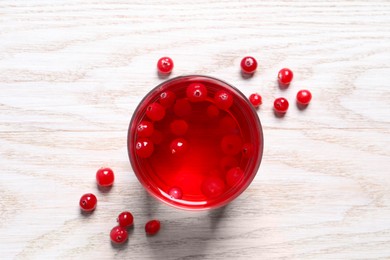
[128,76,263,210]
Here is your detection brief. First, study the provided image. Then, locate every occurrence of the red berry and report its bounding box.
[135,138,154,158]
[209,169,222,177]
[168,187,183,199]
[206,105,220,118]
[151,129,163,145]
[249,93,262,108]
[170,138,188,155]
[221,134,242,155]
[219,116,237,132]
[79,193,97,212]
[137,121,154,137]
[220,156,239,172]
[96,167,115,187]
[159,90,176,108]
[278,68,294,85]
[226,167,244,187]
[145,220,161,235]
[173,98,192,117]
[296,89,312,105]
[242,143,254,158]
[214,90,233,110]
[240,56,258,74]
[117,211,134,228]
[170,119,189,136]
[157,57,174,74]
[186,83,208,102]
[201,176,225,198]
[110,226,128,244]
[274,97,289,113]
[146,102,166,121]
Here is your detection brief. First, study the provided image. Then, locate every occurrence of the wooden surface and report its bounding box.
[1,1,390,259]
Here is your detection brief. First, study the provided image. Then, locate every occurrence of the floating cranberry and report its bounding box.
[278,68,293,85]
[170,119,189,136]
[249,93,262,108]
[201,176,225,198]
[96,167,115,187]
[137,121,154,137]
[135,138,154,158]
[79,193,97,212]
[110,226,128,244]
[186,83,208,102]
[241,56,258,74]
[151,129,163,145]
[226,167,244,187]
[145,220,161,235]
[219,115,237,132]
[117,211,134,228]
[220,156,239,172]
[208,169,222,177]
[206,104,220,118]
[242,143,254,158]
[146,102,166,121]
[214,90,233,110]
[157,57,174,74]
[274,97,289,113]
[296,89,312,105]
[159,90,176,108]
[173,98,192,117]
[170,138,188,155]
[168,187,183,199]
[221,134,242,155]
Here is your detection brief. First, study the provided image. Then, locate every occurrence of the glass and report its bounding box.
[128,75,263,210]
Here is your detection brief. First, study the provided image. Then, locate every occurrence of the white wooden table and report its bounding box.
[1,1,390,259]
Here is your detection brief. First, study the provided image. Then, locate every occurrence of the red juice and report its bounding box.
[128,75,263,210]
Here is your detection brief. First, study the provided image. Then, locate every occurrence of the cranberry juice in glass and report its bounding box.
[128,75,263,210]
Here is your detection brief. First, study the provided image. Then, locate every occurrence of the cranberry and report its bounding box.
[278,68,293,85]
[117,211,134,228]
[96,167,115,187]
[206,105,220,118]
[220,156,239,172]
[145,220,161,235]
[170,138,188,155]
[201,176,225,198]
[209,169,222,177]
[274,97,289,113]
[168,187,183,199]
[135,138,154,158]
[296,89,312,105]
[146,102,166,121]
[219,116,237,132]
[157,57,174,74]
[110,226,128,244]
[242,143,254,158]
[79,193,97,212]
[249,93,262,108]
[170,119,188,136]
[151,129,163,144]
[240,56,257,74]
[214,90,233,110]
[173,98,192,117]
[159,90,176,108]
[186,83,208,102]
[221,134,242,155]
[137,121,154,137]
[226,167,244,187]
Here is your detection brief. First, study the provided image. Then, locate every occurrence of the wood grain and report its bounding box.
[1,1,390,259]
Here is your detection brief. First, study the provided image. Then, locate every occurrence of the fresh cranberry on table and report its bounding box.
[79,193,97,212]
